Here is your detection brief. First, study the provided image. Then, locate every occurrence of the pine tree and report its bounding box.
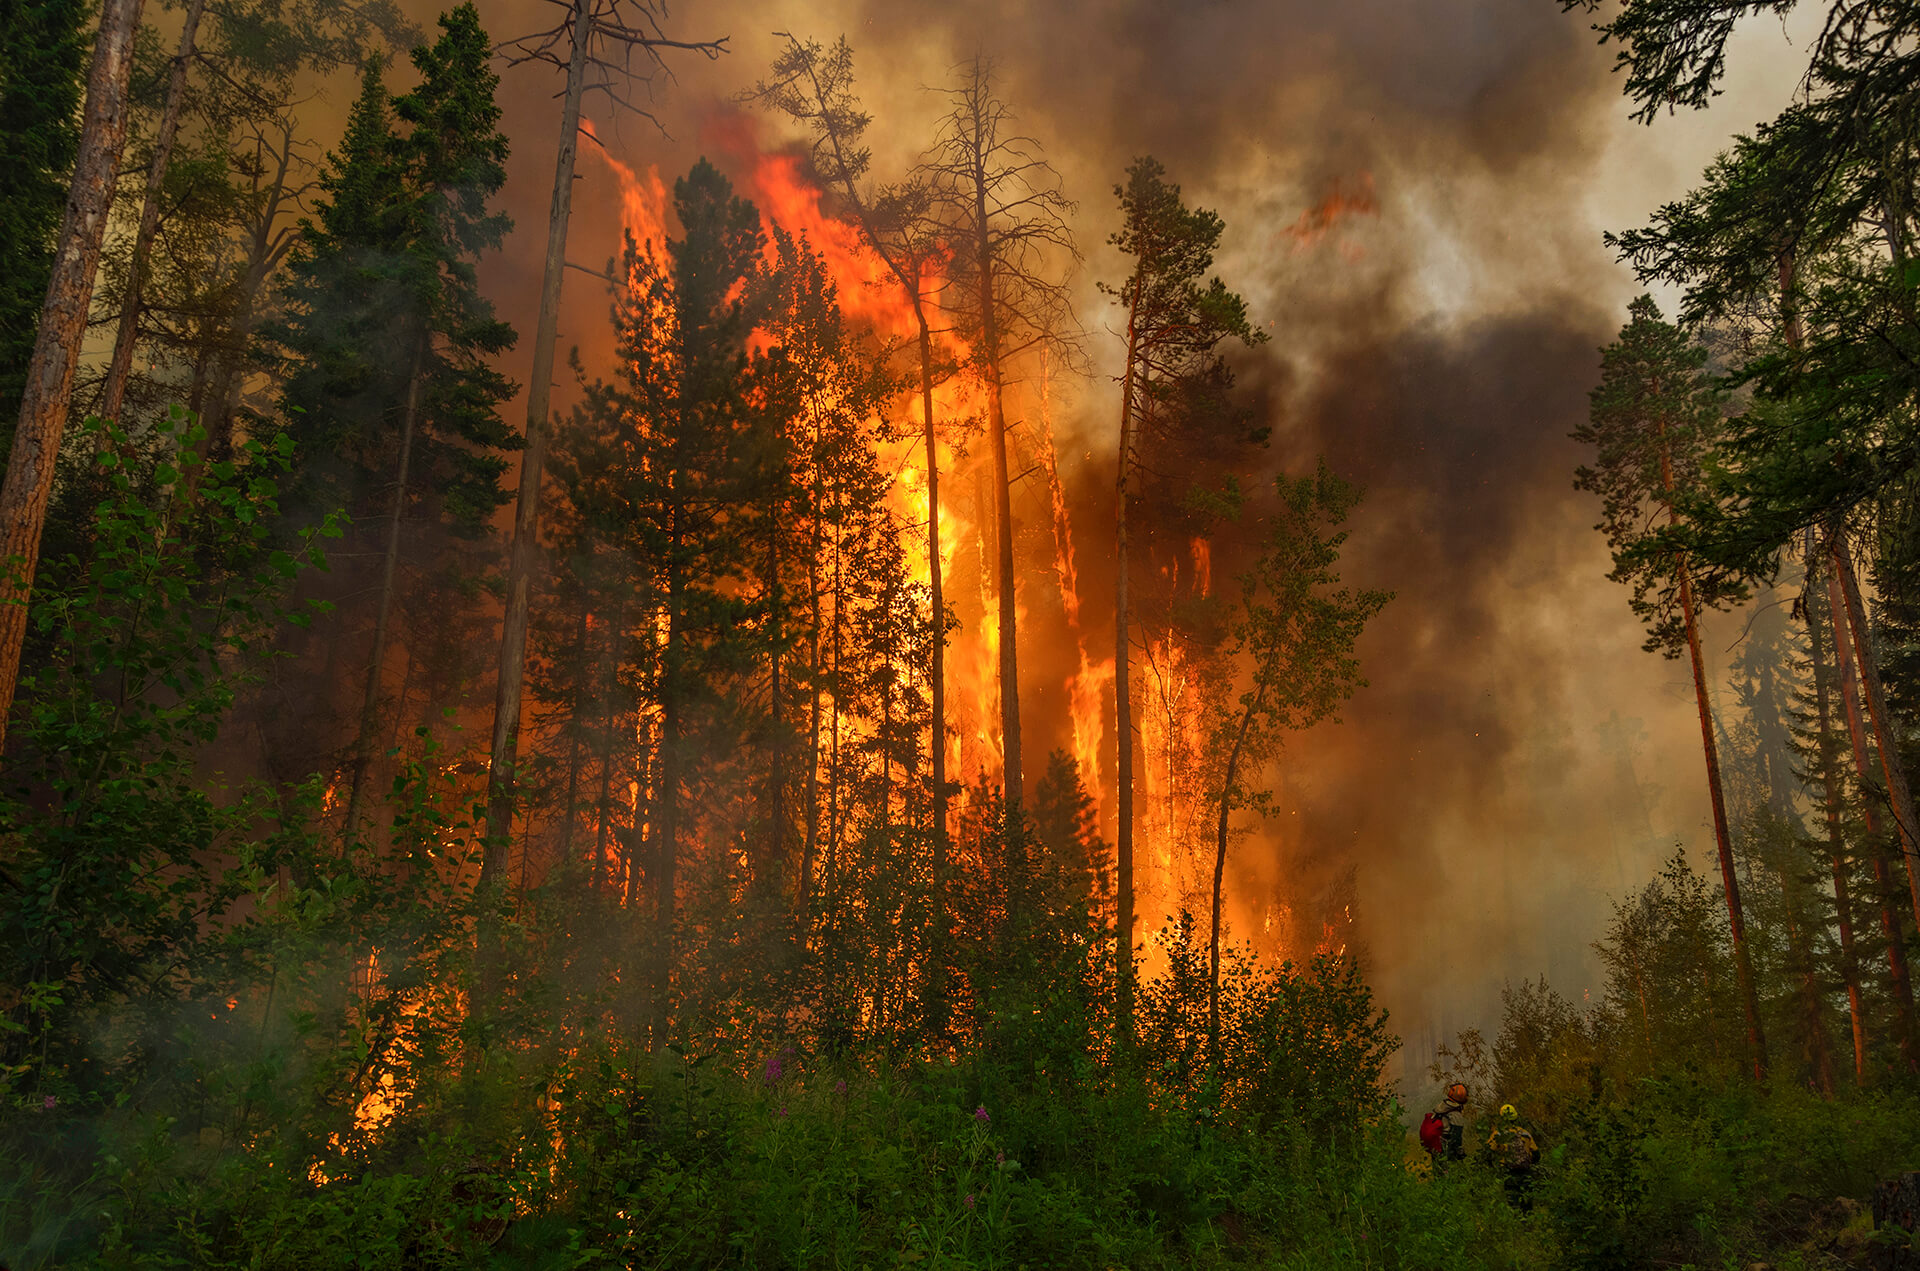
[1575,295,1769,1079]
[1103,155,1265,1041]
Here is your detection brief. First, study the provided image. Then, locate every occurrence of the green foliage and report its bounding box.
[274,5,519,537]
[1574,295,1747,656]
[0,0,86,432]
[0,411,332,1085]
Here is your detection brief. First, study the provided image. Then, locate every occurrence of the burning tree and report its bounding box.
[1203,464,1388,1063]
[923,54,1080,816]
[483,0,728,903]
[1104,155,1266,1037]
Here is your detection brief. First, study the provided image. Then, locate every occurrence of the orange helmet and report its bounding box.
[1446,1082,1468,1104]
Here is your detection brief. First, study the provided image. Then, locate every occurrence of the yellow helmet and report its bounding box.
[1499,1104,1517,1120]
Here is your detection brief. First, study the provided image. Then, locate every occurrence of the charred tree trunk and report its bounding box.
[341,338,425,837]
[98,0,207,427]
[482,0,592,884]
[1830,564,1920,1071]
[1809,543,1873,1085]
[799,459,824,933]
[917,316,949,1036]
[0,0,146,750]
[971,154,1021,815]
[1114,272,1144,1045]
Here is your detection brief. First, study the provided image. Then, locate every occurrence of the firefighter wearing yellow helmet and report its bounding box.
[1487,1103,1541,1209]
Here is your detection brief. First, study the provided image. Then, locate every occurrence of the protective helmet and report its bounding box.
[1499,1104,1517,1120]
[1446,1082,1468,1104]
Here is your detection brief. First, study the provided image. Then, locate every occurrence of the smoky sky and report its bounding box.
[438,0,1817,1072]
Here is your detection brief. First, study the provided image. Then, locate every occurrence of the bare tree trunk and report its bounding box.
[98,0,208,427]
[1830,564,1920,1070]
[181,118,296,523]
[0,0,146,750]
[1678,558,1768,1079]
[1208,679,1265,1066]
[341,339,425,836]
[1829,530,1920,939]
[1808,542,1872,1085]
[969,151,1021,814]
[799,459,823,932]
[1114,274,1143,1045]
[1654,421,1767,1079]
[918,318,949,1035]
[482,0,592,883]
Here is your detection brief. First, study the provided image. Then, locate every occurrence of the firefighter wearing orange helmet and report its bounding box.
[1419,1082,1470,1165]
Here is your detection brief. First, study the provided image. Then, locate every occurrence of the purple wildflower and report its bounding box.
[973,1105,990,1123]
[777,1105,788,1118]
[996,1151,1005,1163]
[762,1054,783,1086]
[834,1079,847,1095]
[964,1193,975,1209]
[42,1095,56,1111]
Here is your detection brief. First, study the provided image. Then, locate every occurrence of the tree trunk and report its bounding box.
[1208,678,1265,1066]
[0,0,146,751]
[1114,273,1144,1045]
[181,119,296,524]
[341,338,425,836]
[1678,558,1768,1079]
[1830,560,1920,1071]
[972,155,1021,815]
[1655,420,1767,1079]
[1830,529,1920,939]
[98,0,207,427]
[1808,541,1872,1085]
[482,0,591,883]
[799,455,823,933]
[918,315,949,1036]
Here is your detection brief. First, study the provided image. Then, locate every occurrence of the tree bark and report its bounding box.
[1656,420,1767,1080]
[98,0,208,427]
[481,0,591,883]
[1830,558,1920,1071]
[341,339,425,836]
[917,316,949,1036]
[970,145,1021,815]
[1829,529,1920,940]
[1808,540,1872,1085]
[0,0,146,751]
[1208,678,1265,1066]
[1114,270,1143,1046]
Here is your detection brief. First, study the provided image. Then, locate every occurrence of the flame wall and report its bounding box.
[451,0,1825,1071]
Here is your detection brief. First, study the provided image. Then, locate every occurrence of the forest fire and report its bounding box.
[577,111,1291,948]
[31,1,1920,1263]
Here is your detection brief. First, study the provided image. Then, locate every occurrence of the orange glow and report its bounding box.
[585,119,1308,967]
[1279,174,1378,258]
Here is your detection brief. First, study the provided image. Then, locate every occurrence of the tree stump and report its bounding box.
[1871,1172,1920,1271]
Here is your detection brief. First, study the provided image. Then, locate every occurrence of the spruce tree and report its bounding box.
[274,5,517,831]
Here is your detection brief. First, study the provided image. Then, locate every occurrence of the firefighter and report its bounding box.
[1421,1082,1470,1166]
[1486,1103,1541,1210]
